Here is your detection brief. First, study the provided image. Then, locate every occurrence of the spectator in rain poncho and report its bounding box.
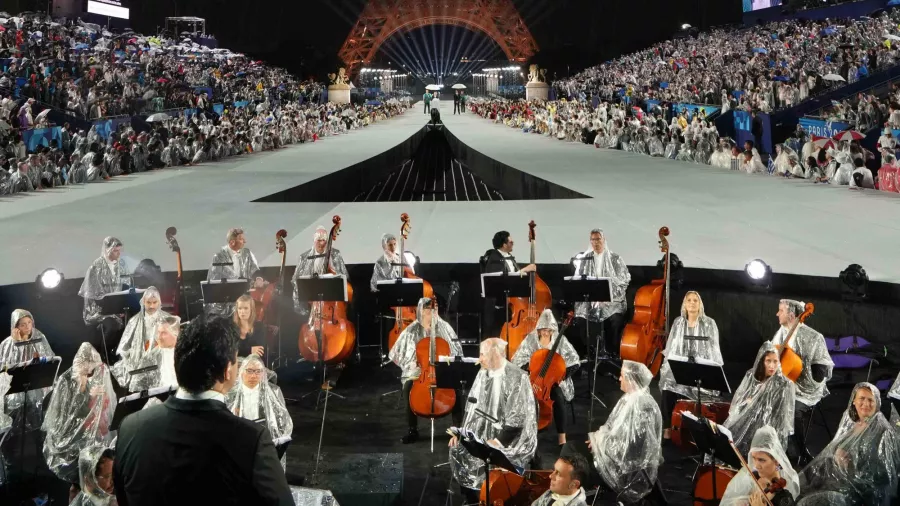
[797,382,900,506]
[69,444,116,506]
[226,355,293,468]
[112,287,172,391]
[720,426,800,506]
[42,342,116,484]
[722,342,796,458]
[773,144,802,177]
[584,360,663,503]
[511,309,580,445]
[0,309,55,429]
[78,236,131,326]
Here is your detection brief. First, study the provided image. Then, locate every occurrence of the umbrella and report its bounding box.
[822,73,846,82]
[146,113,170,122]
[811,135,835,150]
[886,34,900,41]
[451,84,466,89]
[35,109,50,122]
[833,130,865,142]
[425,84,442,91]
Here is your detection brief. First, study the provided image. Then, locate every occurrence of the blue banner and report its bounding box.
[798,117,851,138]
[673,103,720,121]
[213,103,225,115]
[93,116,132,140]
[23,127,62,152]
[233,100,250,109]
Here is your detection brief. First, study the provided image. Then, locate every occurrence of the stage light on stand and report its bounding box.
[745,259,772,290]
[839,264,868,301]
[36,268,64,290]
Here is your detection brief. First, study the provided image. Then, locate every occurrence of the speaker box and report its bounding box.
[313,453,403,506]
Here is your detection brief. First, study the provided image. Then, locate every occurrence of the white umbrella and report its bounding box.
[425,84,442,91]
[451,84,466,89]
[822,73,846,82]
[146,113,170,122]
[885,34,900,42]
[35,109,51,122]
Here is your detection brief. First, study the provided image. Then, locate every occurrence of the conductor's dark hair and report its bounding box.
[492,231,511,250]
[559,453,589,487]
[174,316,238,393]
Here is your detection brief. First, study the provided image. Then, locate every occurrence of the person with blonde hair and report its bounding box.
[233,293,266,359]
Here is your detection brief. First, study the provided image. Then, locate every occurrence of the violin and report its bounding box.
[529,311,575,431]
[298,216,356,364]
[620,226,671,376]
[500,221,551,359]
[250,229,287,322]
[387,213,433,351]
[408,297,456,428]
[753,470,789,496]
[778,303,813,382]
[165,227,186,319]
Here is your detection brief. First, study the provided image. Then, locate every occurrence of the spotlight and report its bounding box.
[404,251,419,269]
[36,268,64,290]
[681,23,692,30]
[839,264,868,301]
[745,259,772,290]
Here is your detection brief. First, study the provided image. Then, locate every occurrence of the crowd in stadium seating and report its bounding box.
[553,12,900,113]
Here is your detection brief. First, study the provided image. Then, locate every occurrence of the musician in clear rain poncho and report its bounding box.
[658,291,724,440]
[291,226,348,317]
[389,297,464,444]
[720,425,800,506]
[887,371,900,423]
[0,309,56,427]
[586,360,663,503]
[111,287,172,391]
[797,382,900,506]
[771,299,833,463]
[206,228,263,317]
[226,355,293,468]
[42,343,117,484]
[448,338,537,497]
[68,444,116,506]
[571,229,631,358]
[117,315,181,392]
[511,309,580,445]
[369,233,403,293]
[723,341,796,460]
[78,236,131,326]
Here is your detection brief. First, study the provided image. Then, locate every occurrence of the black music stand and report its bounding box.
[667,357,731,416]
[455,430,523,506]
[98,289,145,364]
[681,415,741,504]
[294,274,348,485]
[111,385,176,431]
[201,279,250,307]
[376,279,425,365]
[562,276,612,431]
[5,357,61,479]
[481,273,530,359]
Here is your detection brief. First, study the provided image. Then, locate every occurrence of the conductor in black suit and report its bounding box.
[480,231,536,338]
[114,317,293,505]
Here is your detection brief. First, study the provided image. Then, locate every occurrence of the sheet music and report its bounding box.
[273,435,292,446]
[667,353,723,367]
[438,356,479,364]
[200,279,249,285]
[102,288,147,298]
[376,279,423,285]
[118,385,176,403]
[563,275,609,281]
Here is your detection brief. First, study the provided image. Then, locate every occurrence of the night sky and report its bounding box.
[120,0,742,80]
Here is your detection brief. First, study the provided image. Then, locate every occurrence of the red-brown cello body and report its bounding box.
[529,312,575,430]
[479,469,551,506]
[387,213,434,351]
[670,400,731,452]
[500,220,551,358]
[408,298,456,418]
[620,226,671,376]
[298,216,356,364]
[251,229,287,322]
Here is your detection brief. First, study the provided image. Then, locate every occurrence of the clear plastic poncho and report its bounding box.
[112,287,172,390]
[42,343,117,482]
[798,383,900,506]
[449,339,538,490]
[0,372,12,431]
[206,242,260,317]
[722,342,796,458]
[121,315,180,392]
[369,232,402,292]
[887,371,900,424]
[719,425,801,506]
[511,309,580,402]
[78,237,131,325]
[573,230,631,322]
[291,227,348,314]
[658,292,724,399]
[388,297,463,384]
[588,360,663,503]
[1,309,55,428]
[771,301,833,407]
[69,444,116,506]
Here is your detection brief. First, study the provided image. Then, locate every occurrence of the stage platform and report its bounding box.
[1,101,898,287]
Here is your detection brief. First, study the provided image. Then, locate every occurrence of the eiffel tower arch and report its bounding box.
[337,0,538,76]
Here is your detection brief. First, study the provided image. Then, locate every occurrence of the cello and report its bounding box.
[164,227,187,319]
[500,221,551,358]
[298,216,356,364]
[408,297,456,439]
[387,213,434,351]
[778,302,812,382]
[250,229,287,322]
[620,226,671,376]
[479,469,551,506]
[529,311,575,430]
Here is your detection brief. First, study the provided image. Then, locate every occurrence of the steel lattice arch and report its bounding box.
[338,0,538,75]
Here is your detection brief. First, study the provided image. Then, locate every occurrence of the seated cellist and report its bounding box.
[511,309,580,445]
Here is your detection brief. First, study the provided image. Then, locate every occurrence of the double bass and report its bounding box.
[529,311,575,430]
[408,297,456,423]
[621,226,671,376]
[250,229,287,322]
[387,213,433,351]
[500,221,551,358]
[778,303,813,382]
[298,216,356,364]
[164,227,186,319]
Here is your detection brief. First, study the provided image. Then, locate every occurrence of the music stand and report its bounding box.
[416,358,479,453]
[481,273,530,359]
[376,279,425,365]
[4,357,61,479]
[200,279,250,306]
[98,288,146,364]
[294,274,348,485]
[667,356,731,415]
[111,385,175,431]
[455,430,523,506]
[681,415,741,503]
[562,276,612,431]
